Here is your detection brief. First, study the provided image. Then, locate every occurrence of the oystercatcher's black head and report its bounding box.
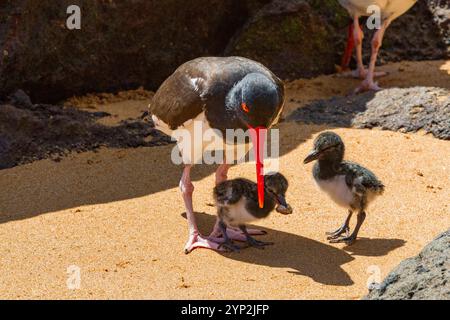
[225,72,283,209]
[264,172,293,215]
[304,132,345,164]
[226,73,282,129]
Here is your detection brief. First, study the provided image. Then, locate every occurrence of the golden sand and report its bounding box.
[0,60,448,299]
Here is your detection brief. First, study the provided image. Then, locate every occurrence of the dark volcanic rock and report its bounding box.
[0,0,447,102]
[226,0,447,80]
[225,0,349,79]
[428,0,450,49]
[8,89,32,108]
[0,92,172,169]
[0,0,260,103]
[288,87,450,140]
[287,93,369,127]
[365,230,450,300]
[352,87,450,140]
[362,0,448,63]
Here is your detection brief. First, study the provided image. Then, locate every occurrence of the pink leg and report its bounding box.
[341,17,388,80]
[215,163,231,185]
[356,20,391,93]
[209,164,231,238]
[353,17,366,79]
[180,165,223,254]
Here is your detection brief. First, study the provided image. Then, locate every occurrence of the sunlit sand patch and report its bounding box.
[439,60,450,74]
[1,60,449,299]
[284,60,450,117]
[0,123,449,299]
[65,87,153,126]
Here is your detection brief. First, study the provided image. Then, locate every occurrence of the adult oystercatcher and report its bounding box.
[339,0,418,92]
[213,172,293,252]
[303,132,385,245]
[149,57,285,253]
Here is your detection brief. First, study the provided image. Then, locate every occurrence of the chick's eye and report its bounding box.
[241,103,250,113]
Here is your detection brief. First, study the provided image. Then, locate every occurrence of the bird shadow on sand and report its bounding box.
[342,237,406,257]
[183,211,355,286]
[0,123,325,224]
[3,60,448,224]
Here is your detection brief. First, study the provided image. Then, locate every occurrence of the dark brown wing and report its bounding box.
[149,57,285,130]
[149,60,208,130]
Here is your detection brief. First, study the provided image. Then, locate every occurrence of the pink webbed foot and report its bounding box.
[241,227,267,236]
[354,80,382,94]
[228,226,267,237]
[223,228,248,242]
[208,227,267,242]
[338,69,388,80]
[208,229,246,242]
[184,232,224,254]
[354,69,388,79]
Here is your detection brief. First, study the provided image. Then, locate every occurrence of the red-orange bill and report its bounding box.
[249,126,267,208]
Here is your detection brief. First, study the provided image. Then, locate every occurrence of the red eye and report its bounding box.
[241,103,250,113]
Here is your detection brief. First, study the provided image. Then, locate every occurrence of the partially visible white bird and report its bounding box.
[338,0,418,92]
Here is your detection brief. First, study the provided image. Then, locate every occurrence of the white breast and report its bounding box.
[338,0,415,20]
[220,198,257,227]
[384,0,417,20]
[316,175,354,208]
[338,0,388,17]
[152,111,247,165]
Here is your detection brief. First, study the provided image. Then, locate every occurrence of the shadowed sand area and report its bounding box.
[1,124,448,299]
[0,60,449,299]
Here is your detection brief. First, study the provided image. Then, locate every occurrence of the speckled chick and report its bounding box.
[304,132,384,245]
[213,172,292,252]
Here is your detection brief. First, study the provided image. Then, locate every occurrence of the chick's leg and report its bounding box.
[240,225,274,249]
[327,210,353,240]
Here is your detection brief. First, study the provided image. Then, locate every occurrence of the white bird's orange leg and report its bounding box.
[340,17,388,80]
[353,17,366,79]
[354,19,389,80]
[356,20,391,93]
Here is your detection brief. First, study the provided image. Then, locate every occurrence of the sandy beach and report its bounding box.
[0,60,449,299]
